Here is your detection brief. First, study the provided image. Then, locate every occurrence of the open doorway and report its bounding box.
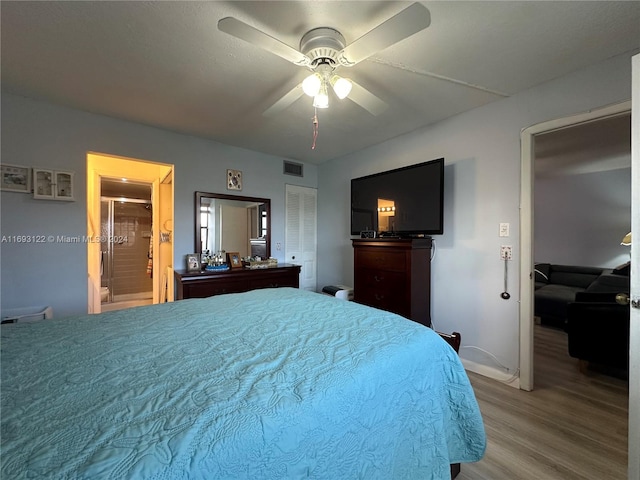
[519,101,631,390]
[87,153,174,314]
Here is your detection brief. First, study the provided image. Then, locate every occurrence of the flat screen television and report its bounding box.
[351,158,444,237]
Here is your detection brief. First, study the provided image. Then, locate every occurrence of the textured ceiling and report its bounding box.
[2,1,639,164]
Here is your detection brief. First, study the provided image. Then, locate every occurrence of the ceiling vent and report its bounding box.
[283,161,303,177]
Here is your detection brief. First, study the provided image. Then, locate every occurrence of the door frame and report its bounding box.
[518,100,631,391]
[87,152,174,313]
[628,52,639,480]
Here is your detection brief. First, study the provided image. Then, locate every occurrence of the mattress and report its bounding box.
[1,287,485,479]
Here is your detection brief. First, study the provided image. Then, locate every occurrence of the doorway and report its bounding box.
[519,100,631,390]
[87,153,174,314]
[100,179,153,311]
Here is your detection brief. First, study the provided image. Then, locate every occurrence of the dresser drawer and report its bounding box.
[355,249,407,272]
[185,279,248,298]
[248,273,298,290]
[356,288,410,317]
[356,268,406,291]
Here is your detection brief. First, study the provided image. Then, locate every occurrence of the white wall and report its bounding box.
[316,51,635,379]
[0,93,317,317]
[535,167,631,267]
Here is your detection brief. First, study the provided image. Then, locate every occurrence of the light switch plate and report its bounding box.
[499,223,510,237]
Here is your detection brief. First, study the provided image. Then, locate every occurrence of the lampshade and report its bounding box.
[330,75,352,100]
[302,73,322,97]
[313,83,329,108]
[621,232,631,246]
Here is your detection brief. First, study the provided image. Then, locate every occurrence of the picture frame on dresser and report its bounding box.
[186,253,200,273]
[227,252,242,269]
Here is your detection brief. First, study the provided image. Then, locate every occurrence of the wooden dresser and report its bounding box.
[352,238,432,327]
[174,264,301,300]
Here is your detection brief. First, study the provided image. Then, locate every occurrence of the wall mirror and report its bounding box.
[195,192,270,260]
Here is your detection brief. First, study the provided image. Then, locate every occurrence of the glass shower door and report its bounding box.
[100,198,153,308]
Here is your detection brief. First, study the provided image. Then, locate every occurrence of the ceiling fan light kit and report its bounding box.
[302,63,352,108]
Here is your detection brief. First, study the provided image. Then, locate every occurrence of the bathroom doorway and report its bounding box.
[87,152,174,314]
[100,179,153,311]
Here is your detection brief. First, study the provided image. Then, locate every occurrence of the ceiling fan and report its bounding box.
[218,2,431,117]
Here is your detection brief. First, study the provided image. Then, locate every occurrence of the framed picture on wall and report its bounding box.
[1,164,31,193]
[186,253,201,273]
[227,169,242,190]
[226,252,242,269]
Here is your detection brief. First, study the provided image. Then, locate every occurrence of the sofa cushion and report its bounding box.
[535,284,586,321]
[547,264,602,289]
[586,272,630,293]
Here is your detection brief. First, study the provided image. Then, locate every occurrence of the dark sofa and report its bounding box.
[534,263,630,329]
[535,262,630,375]
[534,264,604,329]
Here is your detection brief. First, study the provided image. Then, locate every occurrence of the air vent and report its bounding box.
[283,161,303,177]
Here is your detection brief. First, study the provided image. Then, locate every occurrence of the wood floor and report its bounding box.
[457,324,629,480]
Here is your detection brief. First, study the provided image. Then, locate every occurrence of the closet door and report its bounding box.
[285,184,317,292]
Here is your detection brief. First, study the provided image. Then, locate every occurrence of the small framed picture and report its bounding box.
[227,169,242,190]
[186,253,201,272]
[1,164,31,193]
[226,251,242,269]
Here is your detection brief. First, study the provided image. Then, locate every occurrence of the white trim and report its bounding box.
[461,359,520,390]
[519,100,631,392]
[628,52,639,480]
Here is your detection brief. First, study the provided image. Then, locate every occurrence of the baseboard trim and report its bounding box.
[461,358,521,389]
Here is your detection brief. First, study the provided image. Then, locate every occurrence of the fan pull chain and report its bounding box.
[311,110,319,150]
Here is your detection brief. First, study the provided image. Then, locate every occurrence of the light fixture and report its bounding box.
[302,73,321,97]
[302,63,352,109]
[330,75,352,99]
[621,232,631,246]
[313,82,329,109]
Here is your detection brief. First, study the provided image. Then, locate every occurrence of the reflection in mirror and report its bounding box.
[195,192,270,261]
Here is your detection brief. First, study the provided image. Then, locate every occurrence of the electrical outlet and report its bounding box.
[276,242,282,251]
[500,245,513,260]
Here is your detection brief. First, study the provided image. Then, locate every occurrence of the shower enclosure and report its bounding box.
[100,196,153,309]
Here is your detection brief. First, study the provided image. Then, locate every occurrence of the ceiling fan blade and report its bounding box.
[218,17,310,66]
[347,80,388,116]
[263,84,305,117]
[338,3,430,66]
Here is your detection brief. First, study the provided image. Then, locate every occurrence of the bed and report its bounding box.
[1,287,485,479]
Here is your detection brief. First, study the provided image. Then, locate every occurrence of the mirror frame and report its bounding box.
[195,191,271,258]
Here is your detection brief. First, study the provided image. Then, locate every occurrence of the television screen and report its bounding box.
[351,158,444,236]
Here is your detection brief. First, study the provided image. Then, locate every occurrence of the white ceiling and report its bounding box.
[2,1,639,164]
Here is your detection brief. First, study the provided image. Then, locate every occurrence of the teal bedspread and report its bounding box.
[1,288,485,479]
